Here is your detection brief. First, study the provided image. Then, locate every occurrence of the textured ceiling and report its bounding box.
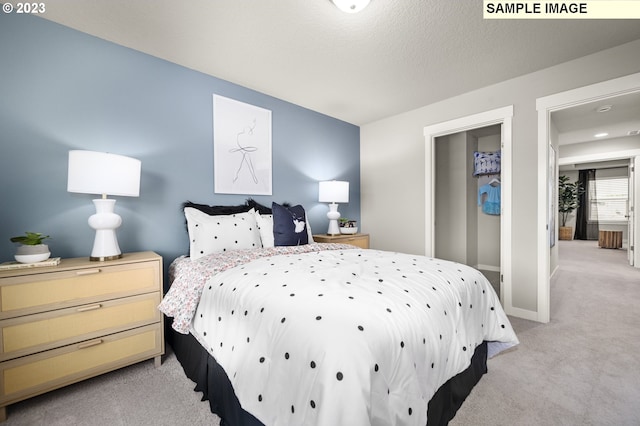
[38,0,640,125]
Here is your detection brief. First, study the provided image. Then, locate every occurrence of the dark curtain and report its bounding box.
[575,169,599,240]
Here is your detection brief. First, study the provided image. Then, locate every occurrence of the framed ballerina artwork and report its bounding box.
[213,94,272,195]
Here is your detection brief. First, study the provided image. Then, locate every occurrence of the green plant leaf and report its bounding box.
[9,232,50,245]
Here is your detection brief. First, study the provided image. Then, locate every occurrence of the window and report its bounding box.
[589,176,628,222]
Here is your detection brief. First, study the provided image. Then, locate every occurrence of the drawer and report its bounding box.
[339,235,369,249]
[0,323,162,406]
[0,293,161,361]
[0,261,159,318]
[313,234,369,249]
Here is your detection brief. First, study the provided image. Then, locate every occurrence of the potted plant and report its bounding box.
[10,232,51,263]
[338,218,358,234]
[558,176,583,240]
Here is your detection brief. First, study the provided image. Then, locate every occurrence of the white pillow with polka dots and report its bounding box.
[185,207,261,260]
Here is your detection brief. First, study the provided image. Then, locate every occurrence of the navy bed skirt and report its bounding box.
[168,324,488,426]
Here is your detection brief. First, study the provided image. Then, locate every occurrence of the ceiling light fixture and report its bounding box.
[596,105,612,113]
[594,132,609,138]
[331,0,371,13]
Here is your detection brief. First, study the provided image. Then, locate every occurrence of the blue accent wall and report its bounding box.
[0,14,360,269]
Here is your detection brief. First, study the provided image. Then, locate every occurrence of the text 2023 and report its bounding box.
[16,3,46,13]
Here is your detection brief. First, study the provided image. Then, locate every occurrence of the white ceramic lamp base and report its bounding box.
[88,198,123,261]
[326,203,341,236]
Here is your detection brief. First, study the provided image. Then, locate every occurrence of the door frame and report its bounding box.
[536,72,640,323]
[629,157,636,266]
[424,105,513,308]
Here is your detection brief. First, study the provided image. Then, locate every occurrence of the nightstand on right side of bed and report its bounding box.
[313,233,369,249]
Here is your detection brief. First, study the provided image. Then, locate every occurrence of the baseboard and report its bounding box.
[476,264,500,272]
[550,263,559,278]
[504,305,540,322]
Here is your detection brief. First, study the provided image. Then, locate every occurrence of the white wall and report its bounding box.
[434,132,479,265]
[435,134,465,263]
[361,39,640,315]
[560,135,640,159]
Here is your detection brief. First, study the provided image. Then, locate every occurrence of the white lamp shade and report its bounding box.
[332,0,370,13]
[67,150,141,197]
[319,180,349,203]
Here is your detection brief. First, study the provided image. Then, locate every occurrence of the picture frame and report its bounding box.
[213,95,272,195]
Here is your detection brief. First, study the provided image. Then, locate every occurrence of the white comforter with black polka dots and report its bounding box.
[188,246,518,426]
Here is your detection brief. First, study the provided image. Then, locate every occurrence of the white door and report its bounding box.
[629,159,634,266]
[631,156,640,268]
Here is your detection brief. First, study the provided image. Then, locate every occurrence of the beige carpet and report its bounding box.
[452,240,640,425]
[4,240,639,425]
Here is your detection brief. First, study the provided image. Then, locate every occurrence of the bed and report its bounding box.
[159,200,518,426]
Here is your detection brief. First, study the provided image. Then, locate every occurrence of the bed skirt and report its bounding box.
[168,324,487,426]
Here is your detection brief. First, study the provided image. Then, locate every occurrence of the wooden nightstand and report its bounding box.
[0,251,164,421]
[313,233,369,249]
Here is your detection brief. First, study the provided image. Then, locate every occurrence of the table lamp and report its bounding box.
[67,150,141,261]
[319,180,349,235]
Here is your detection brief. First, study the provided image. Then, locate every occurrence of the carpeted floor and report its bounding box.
[4,240,639,425]
[451,239,640,425]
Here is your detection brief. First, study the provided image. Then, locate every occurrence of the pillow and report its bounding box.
[246,198,272,215]
[183,198,271,216]
[272,202,309,246]
[255,213,275,248]
[184,207,261,260]
[306,219,315,243]
[183,201,250,216]
[473,150,501,176]
[255,212,315,248]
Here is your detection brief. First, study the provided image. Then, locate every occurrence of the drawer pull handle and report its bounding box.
[77,304,102,312]
[78,339,103,349]
[76,269,102,276]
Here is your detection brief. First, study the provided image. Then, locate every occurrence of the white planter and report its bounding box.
[339,221,358,234]
[15,244,51,263]
[340,227,358,234]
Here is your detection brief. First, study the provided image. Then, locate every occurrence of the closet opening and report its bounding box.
[434,124,502,295]
[424,105,515,316]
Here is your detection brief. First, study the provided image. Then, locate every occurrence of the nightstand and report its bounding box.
[0,251,164,421]
[313,233,369,249]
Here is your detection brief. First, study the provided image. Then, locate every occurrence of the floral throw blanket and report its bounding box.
[159,243,354,333]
